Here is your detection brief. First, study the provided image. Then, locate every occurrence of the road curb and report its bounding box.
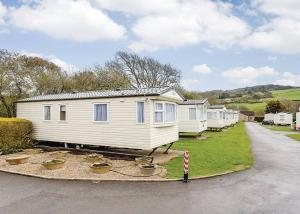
[0,165,251,182]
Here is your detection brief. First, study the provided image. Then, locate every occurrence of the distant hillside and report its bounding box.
[200,84,296,100]
[271,88,300,101]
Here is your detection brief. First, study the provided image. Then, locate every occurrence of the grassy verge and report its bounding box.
[262,125,294,132]
[165,123,253,179]
[287,134,300,141]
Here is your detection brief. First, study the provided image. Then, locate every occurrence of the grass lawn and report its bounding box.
[262,125,294,132]
[287,134,300,141]
[272,88,300,101]
[165,123,253,179]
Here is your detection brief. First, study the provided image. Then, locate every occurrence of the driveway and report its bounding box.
[1,123,300,214]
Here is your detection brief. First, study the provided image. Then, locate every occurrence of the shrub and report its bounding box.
[0,117,33,155]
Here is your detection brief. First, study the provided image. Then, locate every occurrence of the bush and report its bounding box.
[254,116,264,123]
[0,118,33,155]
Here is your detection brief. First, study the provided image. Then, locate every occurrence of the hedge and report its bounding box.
[0,118,33,155]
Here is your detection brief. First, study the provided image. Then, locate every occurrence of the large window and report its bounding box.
[136,102,145,123]
[154,102,176,123]
[94,104,108,122]
[165,103,176,122]
[44,106,51,121]
[189,108,196,120]
[60,105,66,121]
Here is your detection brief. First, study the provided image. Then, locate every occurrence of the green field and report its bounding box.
[287,134,300,141]
[165,123,253,178]
[272,88,300,100]
[226,102,266,115]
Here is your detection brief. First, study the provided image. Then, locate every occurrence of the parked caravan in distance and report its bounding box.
[263,113,275,125]
[178,99,209,133]
[273,112,293,126]
[207,105,227,131]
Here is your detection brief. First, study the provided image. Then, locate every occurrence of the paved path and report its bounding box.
[1,123,300,214]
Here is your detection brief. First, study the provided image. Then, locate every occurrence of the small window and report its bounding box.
[165,103,176,122]
[94,104,108,122]
[60,105,66,121]
[189,108,196,120]
[137,102,145,123]
[154,102,164,123]
[44,106,51,121]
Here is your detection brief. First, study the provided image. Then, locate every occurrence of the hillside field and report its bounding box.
[226,102,266,116]
[226,88,300,115]
[271,88,300,100]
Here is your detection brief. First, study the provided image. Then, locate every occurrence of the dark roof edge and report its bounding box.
[15,93,161,103]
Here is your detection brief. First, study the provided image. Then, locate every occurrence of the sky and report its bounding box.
[0,0,300,91]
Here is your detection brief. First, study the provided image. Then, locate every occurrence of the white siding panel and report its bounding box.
[178,104,207,132]
[17,97,152,149]
[161,90,183,101]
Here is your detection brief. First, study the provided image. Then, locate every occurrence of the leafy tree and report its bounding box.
[265,100,285,113]
[0,49,65,117]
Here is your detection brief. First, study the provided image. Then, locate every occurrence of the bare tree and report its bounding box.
[108,51,181,88]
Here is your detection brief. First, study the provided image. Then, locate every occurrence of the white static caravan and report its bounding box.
[207,105,227,130]
[178,99,209,133]
[16,87,184,150]
[264,113,275,123]
[296,111,300,130]
[273,112,293,126]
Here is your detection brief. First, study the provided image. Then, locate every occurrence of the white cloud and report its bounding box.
[0,2,7,32]
[243,0,300,54]
[242,18,300,54]
[192,64,212,74]
[275,72,300,86]
[21,51,79,73]
[10,0,125,42]
[222,66,278,84]
[96,0,250,52]
[182,79,200,90]
[253,0,300,19]
[94,0,175,16]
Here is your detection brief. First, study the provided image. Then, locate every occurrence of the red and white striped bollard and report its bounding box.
[183,151,189,183]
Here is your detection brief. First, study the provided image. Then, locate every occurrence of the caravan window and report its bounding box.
[60,105,66,121]
[154,103,164,123]
[280,115,284,121]
[189,108,196,120]
[94,104,108,122]
[154,102,176,123]
[136,102,145,124]
[43,106,51,121]
[165,103,176,122]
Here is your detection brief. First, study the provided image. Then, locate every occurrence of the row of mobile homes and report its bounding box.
[273,112,293,126]
[178,99,209,133]
[207,105,227,130]
[16,86,184,150]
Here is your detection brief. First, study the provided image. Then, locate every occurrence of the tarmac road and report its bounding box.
[1,122,300,214]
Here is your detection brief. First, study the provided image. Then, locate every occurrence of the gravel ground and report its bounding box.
[0,149,181,180]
